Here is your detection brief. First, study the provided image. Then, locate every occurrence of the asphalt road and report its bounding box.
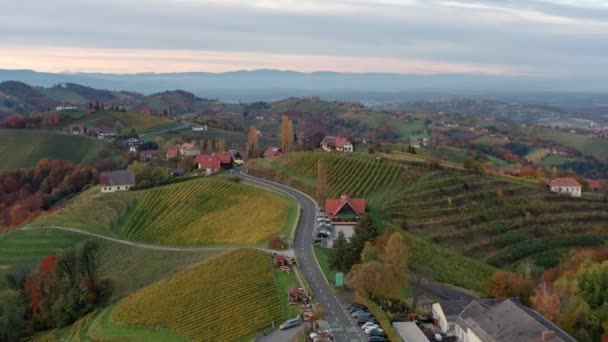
[240,173,364,342]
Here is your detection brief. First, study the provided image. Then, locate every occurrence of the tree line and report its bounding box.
[0,241,112,341]
[0,160,97,227]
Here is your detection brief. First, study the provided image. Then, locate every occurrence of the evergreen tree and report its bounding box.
[330,232,349,272]
[346,215,377,270]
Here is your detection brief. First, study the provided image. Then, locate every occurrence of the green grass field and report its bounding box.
[0,129,105,170]
[70,111,174,133]
[34,177,296,247]
[526,127,608,158]
[0,227,221,299]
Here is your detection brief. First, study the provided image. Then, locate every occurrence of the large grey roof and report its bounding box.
[452,299,575,342]
[100,170,135,186]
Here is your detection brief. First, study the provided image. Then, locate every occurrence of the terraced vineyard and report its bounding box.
[270,151,404,197]
[383,170,608,268]
[112,249,284,341]
[120,178,292,245]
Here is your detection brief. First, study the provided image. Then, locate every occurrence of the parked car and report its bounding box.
[368,336,387,342]
[279,318,301,330]
[351,310,369,318]
[364,327,384,335]
[361,322,379,330]
[348,304,367,312]
[357,316,376,326]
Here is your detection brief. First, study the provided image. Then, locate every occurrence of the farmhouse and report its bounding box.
[68,124,85,135]
[588,179,604,192]
[263,146,282,158]
[139,150,160,161]
[325,194,366,240]
[125,138,144,152]
[100,170,135,193]
[320,136,354,152]
[165,148,179,159]
[549,178,582,197]
[179,142,201,156]
[195,155,221,174]
[432,299,574,342]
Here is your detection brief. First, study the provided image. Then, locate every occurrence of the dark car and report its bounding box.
[368,329,387,337]
[348,304,367,311]
[368,336,387,342]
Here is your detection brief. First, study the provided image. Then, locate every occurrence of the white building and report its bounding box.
[393,322,429,342]
[549,178,582,197]
[432,299,574,342]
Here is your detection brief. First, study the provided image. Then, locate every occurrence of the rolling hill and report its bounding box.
[249,152,608,274]
[33,177,297,246]
[0,129,104,170]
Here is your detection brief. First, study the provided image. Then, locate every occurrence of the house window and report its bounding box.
[449,324,455,332]
[117,186,121,190]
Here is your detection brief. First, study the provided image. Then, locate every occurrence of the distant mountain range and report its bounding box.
[1,69,607,106]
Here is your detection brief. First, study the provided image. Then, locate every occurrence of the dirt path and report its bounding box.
[20,225,294,256]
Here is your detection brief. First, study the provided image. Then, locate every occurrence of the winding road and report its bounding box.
[239,173,365,342]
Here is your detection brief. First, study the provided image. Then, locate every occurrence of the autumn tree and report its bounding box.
[246,126,259,158]
[316,161,327,204]
[531,282,561,324]
[360,241,378,263]
[281,115,294,153]
[178,156,196,173]
[488,271,533,305]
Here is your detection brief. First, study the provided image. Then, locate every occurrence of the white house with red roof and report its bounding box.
[194,152,233,174]
[179,142,201,156]
[324,194,366,241]
[549,178,582,197]
[320,136,354,152]
[165,148,179,159]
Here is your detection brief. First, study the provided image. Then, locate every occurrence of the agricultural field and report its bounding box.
[0,227,220,299]
[69,110,175,133]
[382,170,608,269]
[112,249,285,341]
[524,148,550,162]
[267,151,405,198]
[34,177,295,246]
[526,126,608,158]
[0,129,104,170]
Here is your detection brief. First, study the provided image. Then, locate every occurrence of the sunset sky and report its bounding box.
[1,0,607,77]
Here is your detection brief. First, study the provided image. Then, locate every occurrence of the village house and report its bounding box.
[139,150,160,162]
[325,194,366,241]
[549,178,582,197]
[588,179,604,192]
[194,152,234,174]
[68,124,85,135]
[179,142,201,156]
[99,170,135,193]
[320,136,354,152]
[124,138,144,152]
[432,299,574,342]
[263,146,282,158]
[165,148,179,159]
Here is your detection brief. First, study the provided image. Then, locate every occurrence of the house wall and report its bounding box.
[550,186,581,197]
[432,303,449,333]
[333,224,355,241]
[343,143,354,152]
[101,184,132,193]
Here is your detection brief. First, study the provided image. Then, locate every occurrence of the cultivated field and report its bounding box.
[112,249,284,341]
[270,151,404,198]
[33,177,295,246]
[0,129,104,170]
[70,110,174,133]
[382,170,608,269]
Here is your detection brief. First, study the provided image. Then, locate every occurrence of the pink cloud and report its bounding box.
[0,46,523,75]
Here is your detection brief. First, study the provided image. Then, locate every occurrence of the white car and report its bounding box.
[361,322,379,330]
[364,327,384,335]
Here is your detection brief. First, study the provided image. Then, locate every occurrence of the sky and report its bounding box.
[0,0,607,78]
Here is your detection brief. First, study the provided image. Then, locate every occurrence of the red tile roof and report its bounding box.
[263,146,282,158]
[335,137,350,148]
[214,152,233,164]
[166,148,179,156]
[196,156,221,170]
[589,179,602,190]
[549,178,581,188]
[325,194,366,217]
[181,142,196,150]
